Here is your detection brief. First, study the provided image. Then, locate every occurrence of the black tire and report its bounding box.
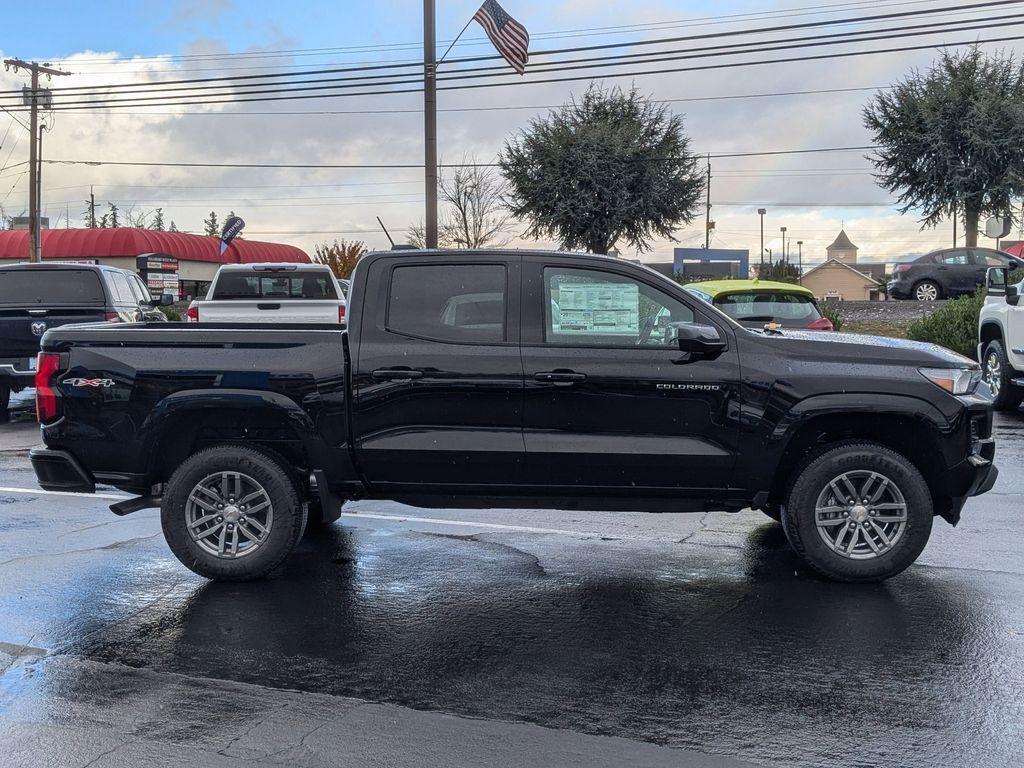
[161,444,306,581]
[912,279,941,301]
[0,383,9,424]
[783,442,933,582]
[982,339,1024,412]
[761,506,782,522]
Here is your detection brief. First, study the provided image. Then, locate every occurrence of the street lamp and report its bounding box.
[780,226,787,265]
[757,208,767,274]
[796,240,803,274]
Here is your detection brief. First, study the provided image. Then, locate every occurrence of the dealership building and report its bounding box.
[0,228,310,300]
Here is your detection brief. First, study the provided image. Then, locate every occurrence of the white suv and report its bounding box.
[979,262,1024,410]
[186,263,346,324]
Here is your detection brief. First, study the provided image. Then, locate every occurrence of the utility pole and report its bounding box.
[704,154,712,249]
[423,0,438,249]
[4,59,69,262]
[757,208,766,275]
[780,226,787,266]
[952,202,957,246]
[797,240,803,274]
[88,186,96,228]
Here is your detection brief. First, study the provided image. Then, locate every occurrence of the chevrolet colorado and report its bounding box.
[30,249,998,582]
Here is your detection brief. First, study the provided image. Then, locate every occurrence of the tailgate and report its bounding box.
[199,299,342,324]
[0,308,108,361]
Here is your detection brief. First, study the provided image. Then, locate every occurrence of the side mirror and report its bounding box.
[1008,258,1022,269]
[159,293,175,307]
[675,323,726,358]
[1008,285,1020,307]
[987,267,1008,295]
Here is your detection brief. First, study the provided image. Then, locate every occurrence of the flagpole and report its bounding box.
[424,0,438,249]
[438,17,474,65]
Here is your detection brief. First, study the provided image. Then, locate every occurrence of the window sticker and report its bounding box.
[555,282,639,335]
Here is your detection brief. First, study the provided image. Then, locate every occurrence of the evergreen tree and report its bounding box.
[203,211,219,237]
[169,220,179,233]
[150,208,165,231]
[500,83,704,254]
[106,202,120,228]
[864,47,1024,246]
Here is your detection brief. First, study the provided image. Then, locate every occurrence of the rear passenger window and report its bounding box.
[387,264,506,344]
[107,272,136,304]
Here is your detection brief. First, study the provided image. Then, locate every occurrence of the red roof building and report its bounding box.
[0,228,308,264]
[0,228,310,300]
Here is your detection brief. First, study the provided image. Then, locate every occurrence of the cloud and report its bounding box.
[1,5,1008,260]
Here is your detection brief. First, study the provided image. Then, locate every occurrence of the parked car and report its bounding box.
[887,247,1019,301]
[979,265,1024,410]
[31,249,996,583]
[682,279,833,330]
[0,262,171,419]
[186,263,346,323]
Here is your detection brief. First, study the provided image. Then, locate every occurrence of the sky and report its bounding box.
[1,0,1021,267]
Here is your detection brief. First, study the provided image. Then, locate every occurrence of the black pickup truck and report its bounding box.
[1,262,172,418]
[29,249,997,582]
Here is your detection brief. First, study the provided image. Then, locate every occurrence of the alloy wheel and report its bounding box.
[914,283,938,301]
[814,470,907,560]
[185,471,274,559]
[985,351,1002,398]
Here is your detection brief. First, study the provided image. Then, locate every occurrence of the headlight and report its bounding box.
[919,367,982,395]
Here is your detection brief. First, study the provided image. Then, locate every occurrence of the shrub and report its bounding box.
[159,306,182,322]
[906,290,984,359]
[820,303,843,332]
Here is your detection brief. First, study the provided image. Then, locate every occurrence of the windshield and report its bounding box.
[0,269,106,305]
[715,292,822,325]
[211,270,338,300]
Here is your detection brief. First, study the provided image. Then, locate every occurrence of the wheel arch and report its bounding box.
[979,319,1004,348]
[138,389,319,491]
[767,397,952,521]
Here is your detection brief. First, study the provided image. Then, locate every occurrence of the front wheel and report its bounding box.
[982,339,1024,412]
[783,442,933,582]
[161,444,306,581]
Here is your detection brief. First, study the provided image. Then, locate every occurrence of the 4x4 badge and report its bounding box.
[64,378,115,388]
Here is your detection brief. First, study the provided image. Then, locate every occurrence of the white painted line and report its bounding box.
[338,511,589,537]
[0,485,668,540]
[0,486,129,501]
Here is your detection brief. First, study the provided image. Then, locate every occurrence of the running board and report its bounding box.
[109,495,160,516]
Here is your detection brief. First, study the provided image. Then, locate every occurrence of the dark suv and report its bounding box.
[1,262,172,418]
[887,247,1019,301]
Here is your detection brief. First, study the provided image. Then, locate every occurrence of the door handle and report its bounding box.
[372,368,424,381]
[257,303,281,310]
[534,370,587,386]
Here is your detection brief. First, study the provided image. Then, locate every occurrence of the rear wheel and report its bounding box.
[913,280,941,301]
[982,339,1024,411]
[782,442,933,582]
[161,444,306,581]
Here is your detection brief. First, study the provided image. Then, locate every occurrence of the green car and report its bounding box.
[682,279,834,330]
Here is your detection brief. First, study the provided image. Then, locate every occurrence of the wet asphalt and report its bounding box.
[0,414,1022,767]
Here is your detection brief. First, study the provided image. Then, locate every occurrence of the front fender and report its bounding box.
[770,392,951,441]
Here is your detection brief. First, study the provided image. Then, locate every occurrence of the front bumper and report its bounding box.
[29,448,95,493]
[886,280,912,299]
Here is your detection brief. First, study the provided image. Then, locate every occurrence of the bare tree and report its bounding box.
[406,156,511,248]
[439,160,511,248]
[122,205,152,229]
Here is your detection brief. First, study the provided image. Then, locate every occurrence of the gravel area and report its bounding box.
[825,299,948,324]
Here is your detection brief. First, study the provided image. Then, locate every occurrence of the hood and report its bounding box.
[751,329,977,367]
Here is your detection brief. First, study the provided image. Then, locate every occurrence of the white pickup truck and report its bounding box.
[979,262,1024,410]
[186,263,347,324]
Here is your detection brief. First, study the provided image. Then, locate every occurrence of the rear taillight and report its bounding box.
[895,264,911,273]
[105,312,121,322]
[806,317,834,331]
[35,352,62,423]
[338,304,346,323]
[186,304,199,322]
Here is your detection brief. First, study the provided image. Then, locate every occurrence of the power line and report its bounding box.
[9,0,1015,100]
[13,28,1022,113]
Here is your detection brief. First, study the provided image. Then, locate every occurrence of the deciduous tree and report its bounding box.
[312,239,367,279]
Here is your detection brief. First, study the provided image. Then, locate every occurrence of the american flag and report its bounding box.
[473,0,529,75]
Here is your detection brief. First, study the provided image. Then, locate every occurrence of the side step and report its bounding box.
[110,496,160,516]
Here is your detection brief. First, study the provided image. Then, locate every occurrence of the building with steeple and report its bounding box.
[826,229,859,264]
